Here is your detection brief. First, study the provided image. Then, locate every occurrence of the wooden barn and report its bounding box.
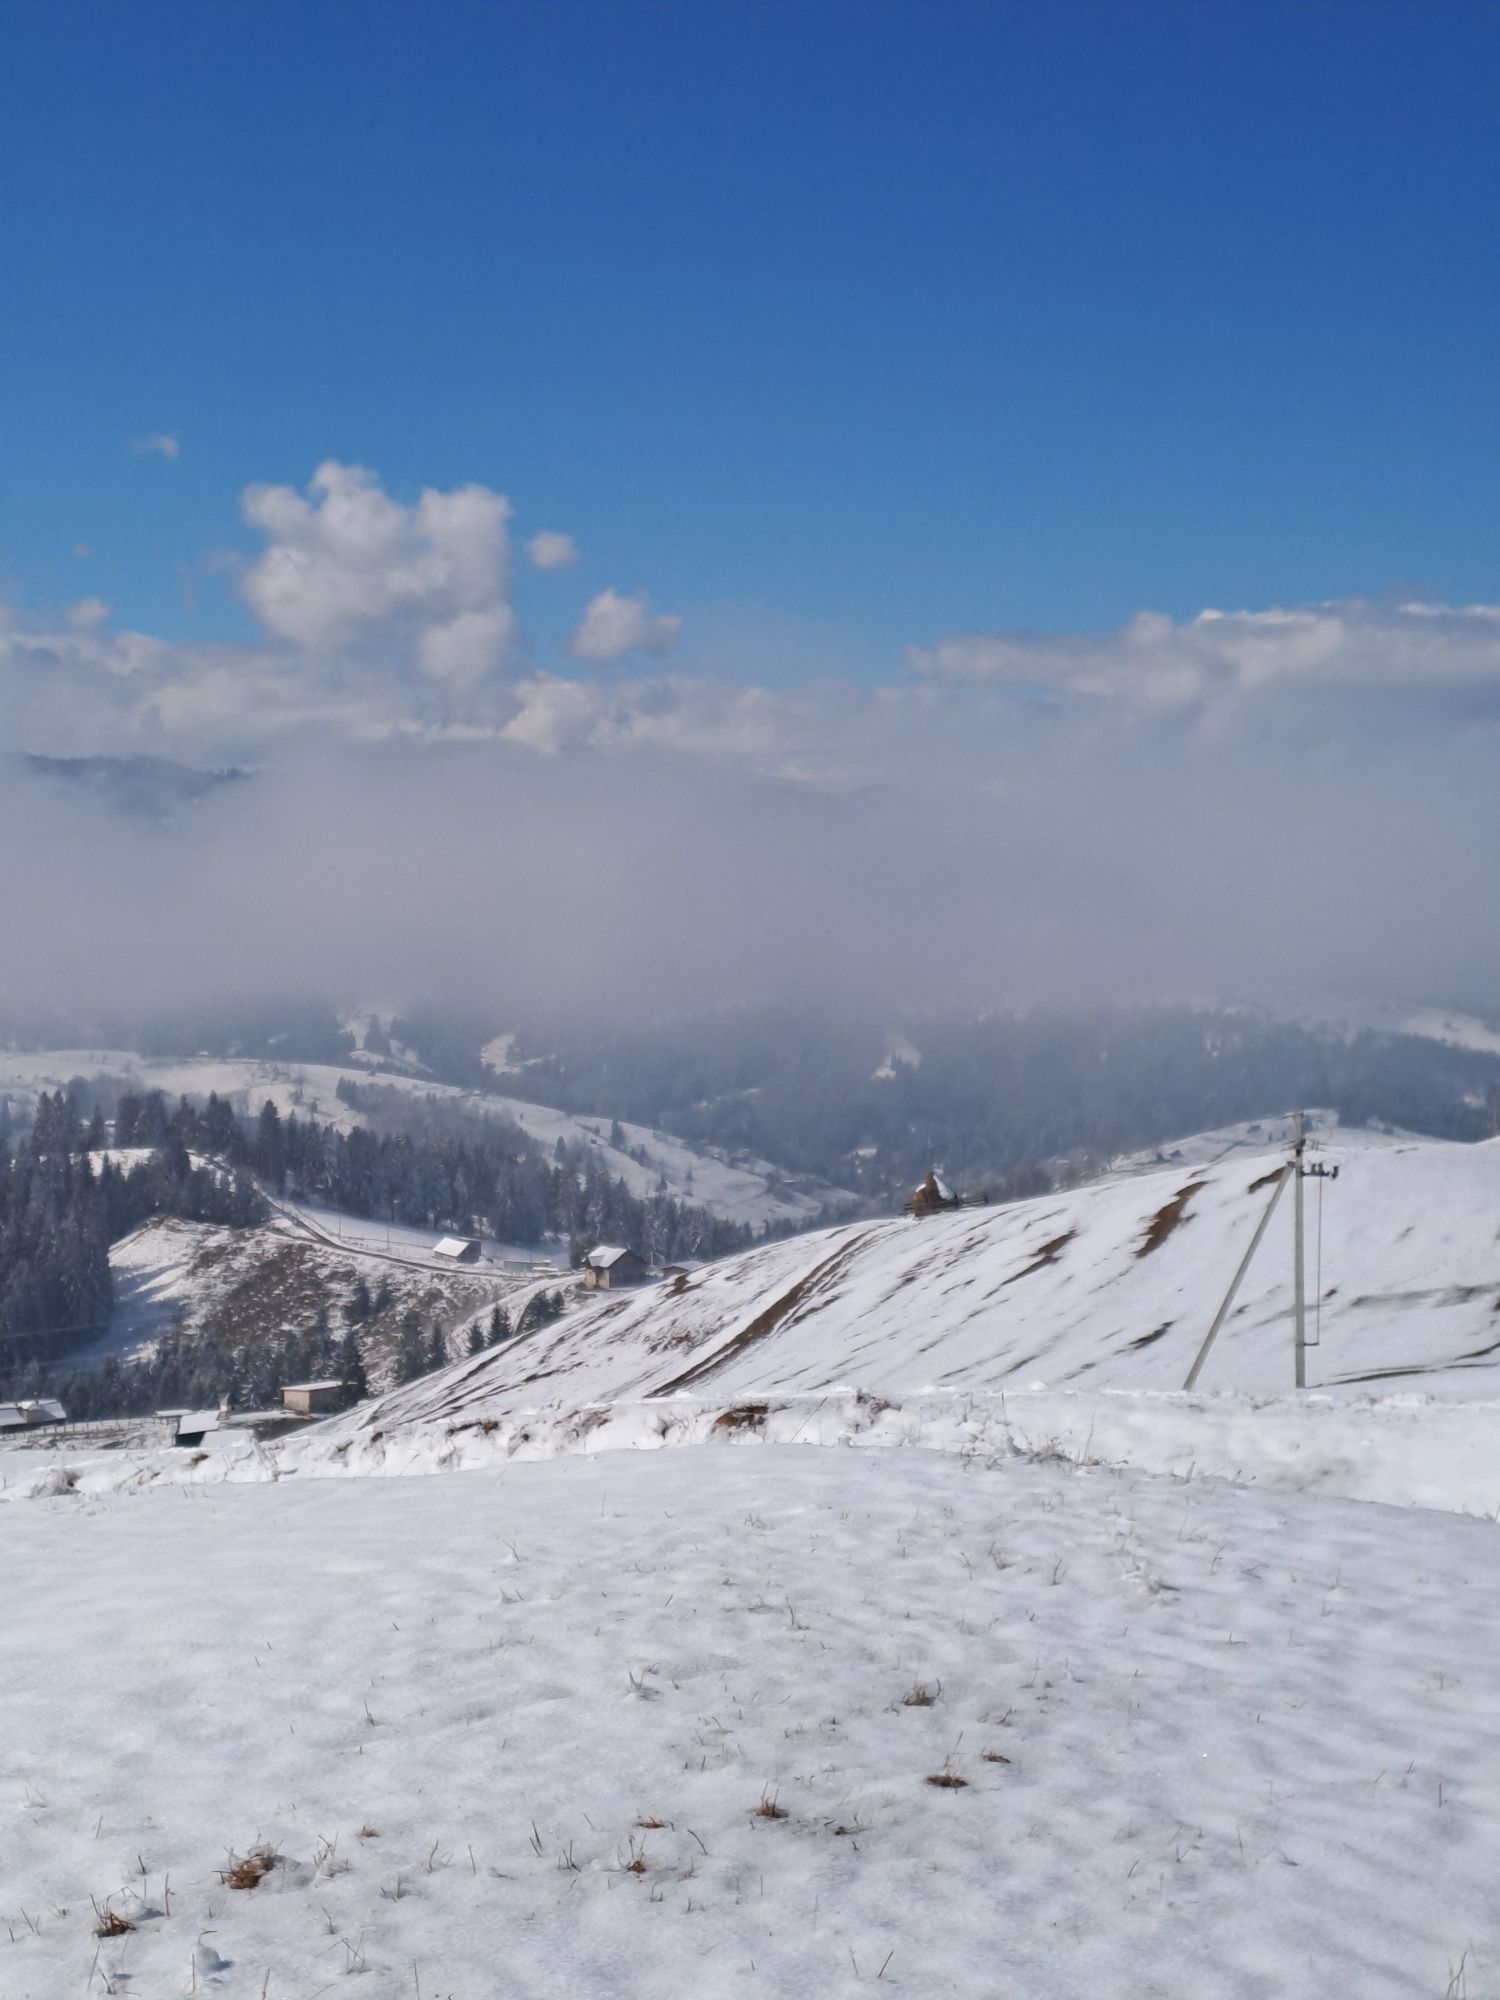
[433,1235,482,1264]
[172,1408,220,1447]
[904,1170,962,1218]
[0,1398,67,1433]
[581,1245,649,1290]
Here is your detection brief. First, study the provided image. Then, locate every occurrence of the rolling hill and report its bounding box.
[0,1047,852,1229]
[347,1119,1500,1433]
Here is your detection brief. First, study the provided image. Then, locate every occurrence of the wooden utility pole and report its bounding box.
[1293,1109,1338,1388]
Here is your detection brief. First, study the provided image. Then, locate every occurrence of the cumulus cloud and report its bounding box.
[239,461,519,681]
[131,434,180,459]
[568,587,682,665]
[525,529,580,572]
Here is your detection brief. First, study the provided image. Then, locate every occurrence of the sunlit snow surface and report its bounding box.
[7,1443,1500,1999]
[8,1125,1500,1996]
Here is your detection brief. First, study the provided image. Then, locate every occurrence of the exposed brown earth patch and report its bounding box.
[1135,1181,1207,1259]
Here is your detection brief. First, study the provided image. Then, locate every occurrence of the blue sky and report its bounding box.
[3,0,1498,681]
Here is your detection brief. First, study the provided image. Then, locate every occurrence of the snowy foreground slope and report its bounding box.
[8,1443,1500,2000]
[355,1126,1500,1431]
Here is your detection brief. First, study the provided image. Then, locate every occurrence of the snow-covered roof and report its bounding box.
[174,1410,220,1437]
[0,1400,66,1428]
[932,1175,954,1201]
[283,1381,343,1394]
[433,1235,481,1257]
[585,1245,640,1269]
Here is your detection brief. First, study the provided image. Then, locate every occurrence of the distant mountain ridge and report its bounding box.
[21,753,248,821]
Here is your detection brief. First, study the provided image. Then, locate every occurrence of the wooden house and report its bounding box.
[581,1245,649,1290]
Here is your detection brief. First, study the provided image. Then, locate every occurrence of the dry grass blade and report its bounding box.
[901,1679,941,1707]
[753,1790,789,1820]
[223,1846,280,1890]
[924,1771,969,1789]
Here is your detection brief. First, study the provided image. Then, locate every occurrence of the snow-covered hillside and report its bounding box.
[0,1047,853,1229]
[1297,1000,1500,1062]
[338,1126,1500,1436]
[85,1210,514,1385]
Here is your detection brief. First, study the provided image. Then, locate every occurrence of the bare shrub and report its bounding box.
[714,1404,769,1433]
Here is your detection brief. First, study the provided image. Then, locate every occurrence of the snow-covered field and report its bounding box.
[0,1049,851,1230]
[8,1438,1500,2000]
[9,1120,1500,1997]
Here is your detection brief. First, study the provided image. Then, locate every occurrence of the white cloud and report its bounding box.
[501,673,787,760]
[568,587,682,665]
[417,607,519,689]
[239,461,517,679]
[906,600,1500,724]
[132,434,180,460]
[525,529,580,572]
[5,578,1500,1018]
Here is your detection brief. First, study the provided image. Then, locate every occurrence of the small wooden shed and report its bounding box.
[282,1380,346,1416]
[581,1245,649,1290]
[904,1170,961,1218]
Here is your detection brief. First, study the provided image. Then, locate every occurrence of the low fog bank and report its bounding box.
[7,467,1498,1029]
[5,707,1497,1029]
